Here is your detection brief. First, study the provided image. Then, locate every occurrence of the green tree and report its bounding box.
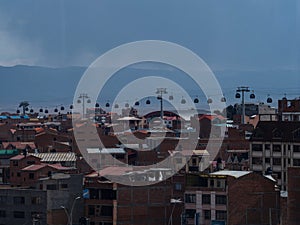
[18,101,29,115]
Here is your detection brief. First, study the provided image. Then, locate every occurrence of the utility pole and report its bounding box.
[156,88,167,119]
[236,86,253,124]
[77,93,91,119]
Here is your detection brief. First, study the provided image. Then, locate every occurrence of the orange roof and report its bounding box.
[21,164,47,171]
[198,114,226,121]
[10,154,40,161]
[34,127,44,133]
[2,142,36,149]
[21,163,72,171]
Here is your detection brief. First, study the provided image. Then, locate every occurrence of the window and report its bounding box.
[31,196,42,204]
[252,157,262,164]
[216,210,227,220]
[46,184,57,190]
[185,194,196,203]
[0,196,7,203]
[210,179,214,187]
[101,189,116,200]
[293,159,300,166]
[265,144,271,150]
[61,183,68,189]
[29,173,34,179]
[252,144,263,151]
[13,161,18,166]
[13,196,25,204]
[202,194,211,204]
[185,209,196,218]
[175,183,182,191]
[273,158,281,166]
[217,179,225,188]
[192,158,197,165]
[265,158,270,163]
[204,210,211,220]
[88,205,95,216]
[101,206,113,217]
[294,145,300,153]
[216,195,227,205]
[89,188,99,199]
[0,210,6,218]
[273,145,282,152]
[13,211,25,218]
[17,172,21,177]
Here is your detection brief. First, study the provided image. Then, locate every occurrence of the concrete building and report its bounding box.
[0,187,47,225]
[37,173,84,225]
[250,121,300,191]
[83,167,185,225]
[184,170,280,225]
[0,173,84,225]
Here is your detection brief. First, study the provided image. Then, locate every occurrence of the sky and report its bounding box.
[0,0,299,113]
[0,0,299,71]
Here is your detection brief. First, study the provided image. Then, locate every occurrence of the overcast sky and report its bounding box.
[0,0,299,70]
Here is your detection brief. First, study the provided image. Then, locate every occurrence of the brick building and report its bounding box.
[278,98,300,122]
[184,170,280,225]
[285,167,300,225]
[83,167,185,225]
[9,154,75,187]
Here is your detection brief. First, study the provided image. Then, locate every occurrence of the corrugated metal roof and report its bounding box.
[30,152,76,162]
[210,170,252,178]
[86,148,125,154]
[0,149,18,155]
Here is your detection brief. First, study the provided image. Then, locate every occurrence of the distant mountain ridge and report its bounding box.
[0,65,299,112]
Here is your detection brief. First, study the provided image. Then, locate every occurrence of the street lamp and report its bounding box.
[169,198,183,225]
[61,196,81,225]
[61,206,70,225]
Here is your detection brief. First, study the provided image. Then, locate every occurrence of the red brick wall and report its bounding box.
[287,167,300,225]
[228,173,280,225]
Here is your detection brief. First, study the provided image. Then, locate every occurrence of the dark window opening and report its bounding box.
[185,194,196,203]
[204,210,211,220]
[215,195,227,205]
[13,211,25,218]
[202,194,211,204]
[13,196,25,204]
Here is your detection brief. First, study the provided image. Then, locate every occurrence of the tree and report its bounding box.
[18,101,29,115]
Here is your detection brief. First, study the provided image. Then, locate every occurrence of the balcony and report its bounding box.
[252,164,262,171]
[272,165,282,172]
[272,152,282,157]
[293,152,300,159]
[252,151,262,157]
